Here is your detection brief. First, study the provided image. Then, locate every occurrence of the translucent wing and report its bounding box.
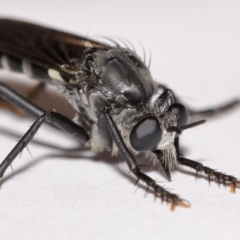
[0,19,110,75]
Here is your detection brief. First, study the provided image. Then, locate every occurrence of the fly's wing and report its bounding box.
[0,19,110,77]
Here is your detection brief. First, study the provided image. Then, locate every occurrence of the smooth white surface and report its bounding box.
[0,1,240,240]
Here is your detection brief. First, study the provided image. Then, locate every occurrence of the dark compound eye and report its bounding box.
[130,117,162,152]
[169,103,189,126]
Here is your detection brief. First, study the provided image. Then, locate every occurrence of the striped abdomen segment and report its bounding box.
[0,52,65,84]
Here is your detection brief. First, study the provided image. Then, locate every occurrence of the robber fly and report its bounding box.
[0,19,239,210]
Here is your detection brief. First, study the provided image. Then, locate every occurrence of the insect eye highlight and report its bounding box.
[168,103,189,126]
[130,117,162,152]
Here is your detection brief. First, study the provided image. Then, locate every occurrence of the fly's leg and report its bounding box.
[178,157,240,193]
[0,110,89,180]
[0,83,89,180]
[0,82,80,131]
[174,138,240,192]
[155,84,239,120]
[0,82,46,118]
[188,99,240,120]
[0,82,45,116]
[101,108,190,210]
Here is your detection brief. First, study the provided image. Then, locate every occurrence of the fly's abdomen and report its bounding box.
[0,54,22,73]
[0,52,63,84]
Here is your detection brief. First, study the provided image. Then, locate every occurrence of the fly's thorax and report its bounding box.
[66,47,158,123]
[82,48,156,107]
[60,44,161,129]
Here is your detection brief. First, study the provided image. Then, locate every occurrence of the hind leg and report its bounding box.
[188,99,239,121]
[174,138,240,193]
[0,82,45,116]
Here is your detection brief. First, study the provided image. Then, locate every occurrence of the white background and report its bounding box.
[0,1,240,239]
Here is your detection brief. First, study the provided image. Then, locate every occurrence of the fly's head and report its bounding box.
[129,103,189,153]
[126,102,189,173]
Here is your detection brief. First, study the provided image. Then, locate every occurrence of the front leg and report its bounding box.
[101,108,190,210]
[188,99,239,121]
[178,157,240,193]
[174,137,240,192]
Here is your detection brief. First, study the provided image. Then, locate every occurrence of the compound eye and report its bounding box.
[169,103,189,126]
[130,117,162,152]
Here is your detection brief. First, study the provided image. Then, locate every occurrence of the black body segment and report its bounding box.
[6,55,22,73]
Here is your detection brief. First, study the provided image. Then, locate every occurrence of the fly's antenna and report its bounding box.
[167,120,206,134]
